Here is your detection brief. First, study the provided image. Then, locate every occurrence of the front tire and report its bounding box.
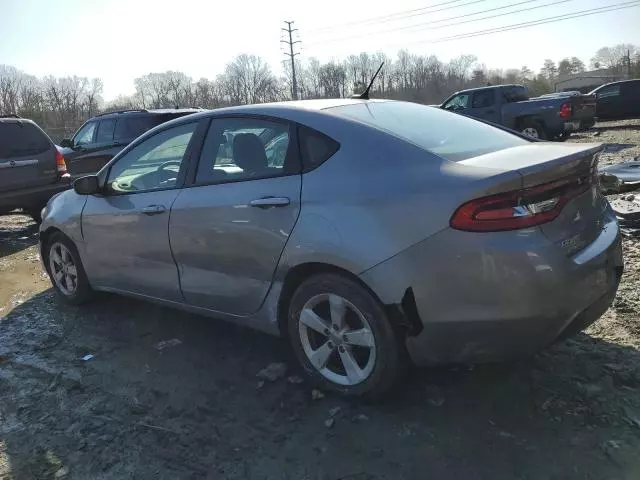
[45,232,93,305]
[287,273,402,398]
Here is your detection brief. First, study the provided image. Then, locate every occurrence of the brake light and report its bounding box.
[450,176,590,232]
[559,102,572,118]
[55,149,67,175]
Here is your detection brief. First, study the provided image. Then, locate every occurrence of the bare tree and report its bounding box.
[591,44,638,71]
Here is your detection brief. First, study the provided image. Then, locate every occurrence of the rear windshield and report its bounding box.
[0,121,51,158]
[328,101,527,162]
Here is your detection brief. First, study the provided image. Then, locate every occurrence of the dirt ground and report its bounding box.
[2,121,640,480]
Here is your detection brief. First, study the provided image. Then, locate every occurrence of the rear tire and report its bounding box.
[287,273,402,398]
[520,120,547,140]
[45,232,93,305]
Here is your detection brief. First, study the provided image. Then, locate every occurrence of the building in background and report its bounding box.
[554,68,626,93]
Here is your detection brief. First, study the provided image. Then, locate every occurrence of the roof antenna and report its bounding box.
[352,62,384,100]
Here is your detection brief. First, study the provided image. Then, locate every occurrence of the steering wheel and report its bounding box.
[157,160,182,173]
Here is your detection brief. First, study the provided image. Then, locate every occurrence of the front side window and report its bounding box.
[598,85,621,99]
[195,118,292,184]
[329,101,528,162]
[472,90,496,108]
[73,122,97,146]
[96,119,116,144]
[107,122,197,193]
[443,93,470,111]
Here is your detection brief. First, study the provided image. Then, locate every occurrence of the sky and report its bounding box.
[1,0,638,100]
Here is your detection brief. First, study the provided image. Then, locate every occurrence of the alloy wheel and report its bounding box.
[522,127,540,139]
[298,293,377,386]
[49,242,78,296]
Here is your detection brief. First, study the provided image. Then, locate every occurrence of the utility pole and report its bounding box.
[281,21,300,100]
[627,49,632,78]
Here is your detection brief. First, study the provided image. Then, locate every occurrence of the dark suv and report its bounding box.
[0,115,70,222]
[59,108,201,178]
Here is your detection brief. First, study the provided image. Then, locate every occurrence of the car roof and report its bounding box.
[145,98,392,125]
[454,84,524,95]
[593,79,640,90]
[91,108,203,120]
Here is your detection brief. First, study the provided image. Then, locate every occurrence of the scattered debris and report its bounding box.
[427,397,445,407]
[136,422,180,434]
[579,383,603,398]
[154,338,182,351]
[609,197,640,236]
[498,431,515,439]
[599,159,640,193]
[329,406,342,417]
[623,407,640,429]
[324,418,335,428]
[256,362,287,382]
[48,371,63,391]
[54,466,70,478]
[81,354,94,361]
[352,413,370,422]
[287,375,304,384]
[311,389,325,400]
[256,380,265,390]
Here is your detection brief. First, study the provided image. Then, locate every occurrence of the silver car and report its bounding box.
[39,99,623,397]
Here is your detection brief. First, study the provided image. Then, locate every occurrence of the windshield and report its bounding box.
[327,101,528,162]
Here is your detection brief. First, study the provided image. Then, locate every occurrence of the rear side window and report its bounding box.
[96,119,116,143]
[503,86,528,103]
[0,121,51,158]
[472,90,495,108]
[328,101,527,162]
[114,117,156,142]
[298,126,339,171]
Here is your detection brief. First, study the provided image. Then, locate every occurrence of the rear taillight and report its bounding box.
[56,149,67,175]
[559,102,572,118]
[450,176,590,232]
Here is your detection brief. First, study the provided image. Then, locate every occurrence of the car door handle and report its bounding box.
[141,205,166,215]
[249,197,290,208]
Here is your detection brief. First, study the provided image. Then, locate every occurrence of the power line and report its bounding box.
[304,1,640,53]
[307,0,488,33]
[306,0,572,46]
[281,21,301,100]
[423,0,640,44]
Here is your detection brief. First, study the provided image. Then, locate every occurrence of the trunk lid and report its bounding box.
[459,143,608,256]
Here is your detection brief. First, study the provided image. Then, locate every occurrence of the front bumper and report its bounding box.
[360,214,623,365]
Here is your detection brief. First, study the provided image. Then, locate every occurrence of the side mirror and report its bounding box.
[60,138,72,148]
[73,175,100,195]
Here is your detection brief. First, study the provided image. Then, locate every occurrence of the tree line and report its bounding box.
[1,43,637,141]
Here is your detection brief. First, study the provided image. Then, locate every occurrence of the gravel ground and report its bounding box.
[2,120,640,479]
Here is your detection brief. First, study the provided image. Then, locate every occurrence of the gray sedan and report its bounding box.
[39,99,623,397]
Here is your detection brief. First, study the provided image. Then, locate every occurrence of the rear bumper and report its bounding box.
[360,213,623,365]
[0,177,71,213]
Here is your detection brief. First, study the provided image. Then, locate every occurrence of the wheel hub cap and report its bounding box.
[49,242,78,296]
[298,293,376,386]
